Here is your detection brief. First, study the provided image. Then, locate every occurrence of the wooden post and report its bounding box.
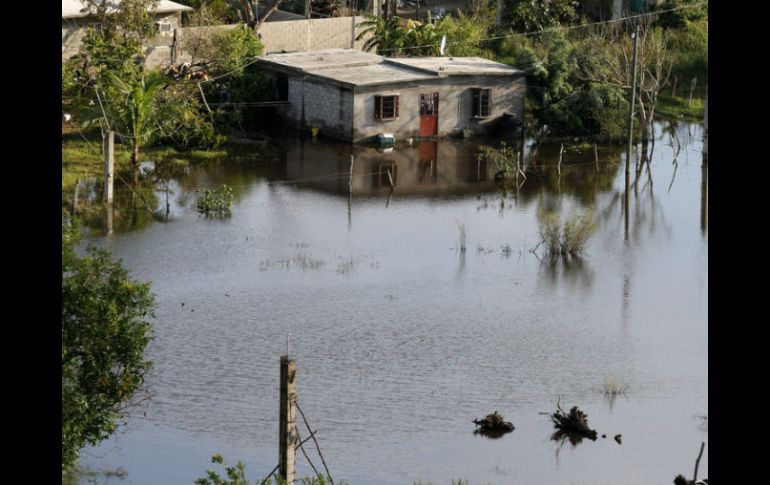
[702,86,708,166]
[104,130,114,205]
[557,143,563,176]
[279,355,297,484]
[688,77,697,107]
[71,178,80,216]
[594,144,599,173]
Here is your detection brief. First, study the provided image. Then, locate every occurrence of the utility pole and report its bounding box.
[624,23,639,241]
[626,23,639,179]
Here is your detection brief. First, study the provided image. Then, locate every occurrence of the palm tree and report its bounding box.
[356,15,406,55]
[107,71,168,178]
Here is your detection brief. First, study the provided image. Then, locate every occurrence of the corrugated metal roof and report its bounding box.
[62,0,193,18]
[257,48,523,87]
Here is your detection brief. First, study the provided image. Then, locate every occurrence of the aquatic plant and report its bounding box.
[550,400,598,440]
[602,376,629,396]
[535,208,596,258]
[197,184,233,217]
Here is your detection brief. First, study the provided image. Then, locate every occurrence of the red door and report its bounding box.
[419,92,439,137]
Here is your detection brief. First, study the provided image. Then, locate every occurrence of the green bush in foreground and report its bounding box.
[62,217,155,470]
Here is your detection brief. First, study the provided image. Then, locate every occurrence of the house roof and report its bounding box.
[62,0,193,19]
[257,48,523,87]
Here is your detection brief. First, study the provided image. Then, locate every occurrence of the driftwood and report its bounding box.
[674,475,708,485]
[550,401,597,440]
[673,442,707,485]
[473,411,514,433]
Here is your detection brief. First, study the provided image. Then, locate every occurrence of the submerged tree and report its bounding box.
[62,218,155,471]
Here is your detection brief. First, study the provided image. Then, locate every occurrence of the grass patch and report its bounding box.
[62,131,228,192]
[656,95,704,122]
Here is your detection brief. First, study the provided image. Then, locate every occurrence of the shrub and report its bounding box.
[535,208,596,257]
[197,184,233,216]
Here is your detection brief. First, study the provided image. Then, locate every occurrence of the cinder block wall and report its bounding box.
[63,16,372,67]
[283,77,354,140]
[352,76,526,142]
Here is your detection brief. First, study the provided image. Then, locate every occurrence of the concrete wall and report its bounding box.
[352,76,526,142]
[281,76,354,140]
[259,16,368,53]
[64,15,372,66]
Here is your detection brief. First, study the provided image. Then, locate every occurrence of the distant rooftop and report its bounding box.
[258,48,523,87]
[62,0,193,18]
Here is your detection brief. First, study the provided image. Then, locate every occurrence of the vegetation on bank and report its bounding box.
[354,0,707,143]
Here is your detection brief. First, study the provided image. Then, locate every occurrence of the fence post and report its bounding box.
[104,130,114,205]
[279,355,297,484]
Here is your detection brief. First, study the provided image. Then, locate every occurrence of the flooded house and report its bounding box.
[257,48,525,143]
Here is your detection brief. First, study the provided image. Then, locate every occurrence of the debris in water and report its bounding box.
[473,411,515,434]
[674,475,709,485]
[602,434,607,439]
[614,434,622,444]
[550,401,598,440]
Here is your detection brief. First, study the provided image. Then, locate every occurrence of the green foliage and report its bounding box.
[81,0,161,41]
[655,94,704,121]
[477,142,518,177]
[654,0,708,29]
[536,208,596,257]
[503,0,580,32]
[667,18,708,84]
[178,0,238,24]
[209,26,265,73]
[62,218,155,470]
[357,12,491,57]
[197,184,234,216]
[546,84,627,141]
[155,83,226,150]
[499,30,576,113]
[201,26,268,129]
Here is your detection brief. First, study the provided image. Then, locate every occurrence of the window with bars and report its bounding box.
[472,89,491,118]
[374,95,399,120]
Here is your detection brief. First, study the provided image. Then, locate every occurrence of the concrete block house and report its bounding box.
[62,0,193,60]
[257,49,525,143]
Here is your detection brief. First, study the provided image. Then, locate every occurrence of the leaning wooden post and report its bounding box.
[71,178,80,216]
[279,355,297,484]
[104,130,114,205]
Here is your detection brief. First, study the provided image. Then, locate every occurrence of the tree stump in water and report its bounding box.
[473,411,515,434]
[550,403,598,440]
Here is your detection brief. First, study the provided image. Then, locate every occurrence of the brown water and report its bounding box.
[78,121,707,484]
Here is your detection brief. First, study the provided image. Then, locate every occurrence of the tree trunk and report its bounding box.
[132,142,141,185]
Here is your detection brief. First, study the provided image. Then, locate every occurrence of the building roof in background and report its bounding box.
[257,48,523,87]
[62,0,193,18]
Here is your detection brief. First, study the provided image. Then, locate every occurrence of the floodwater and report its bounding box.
[77,121,707,484]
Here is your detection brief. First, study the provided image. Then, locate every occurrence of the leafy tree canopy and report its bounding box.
[62,218,155,470]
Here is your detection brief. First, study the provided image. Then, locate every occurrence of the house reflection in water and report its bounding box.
[284,137,501,197]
